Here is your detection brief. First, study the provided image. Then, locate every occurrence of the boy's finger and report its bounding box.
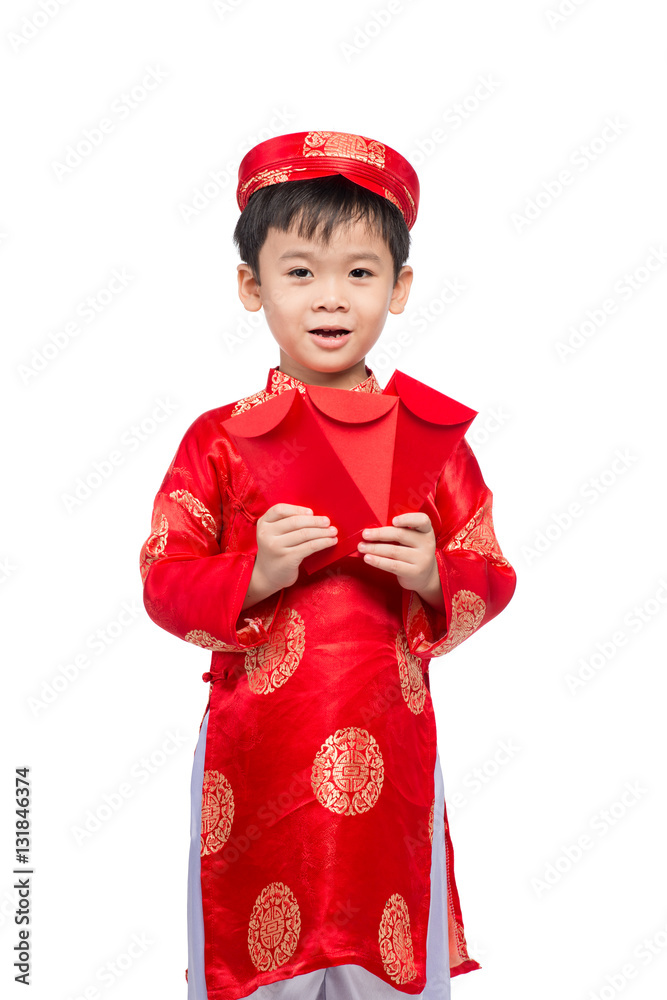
[361,527,423,550]
[272,514,334,535]
[281,524,338,547]
[264,503,315,520]
[392,513,431,530]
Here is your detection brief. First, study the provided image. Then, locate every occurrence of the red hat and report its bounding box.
[236,130,420,229]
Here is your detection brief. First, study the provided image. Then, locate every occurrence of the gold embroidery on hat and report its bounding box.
[311,726,384,815]
[395,627,427,714]
[248,881,301,972]
[239,166,308,202]
[200,769,234,856]
[238,166,290,196]
[244,606,305,695]
[303,131,386,168]
[139,509,168,582]
[383,187,402,210]
[379,893,417,983]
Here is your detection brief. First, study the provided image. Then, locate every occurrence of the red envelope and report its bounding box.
[222,370,477,575]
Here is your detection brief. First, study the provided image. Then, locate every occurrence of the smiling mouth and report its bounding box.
[309,328,351,338]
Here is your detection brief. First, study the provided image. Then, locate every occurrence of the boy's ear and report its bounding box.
[237,262,263,312]
[388,265,414,315]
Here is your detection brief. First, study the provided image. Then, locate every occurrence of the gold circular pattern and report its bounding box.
[395,627,427,714]
[248,881,301,972]
[200,770,234,856]
[379,893,417,983]
[311,727,384,816]
[244,606,305,695]
[303,131,386,167]
[440,590,486,653]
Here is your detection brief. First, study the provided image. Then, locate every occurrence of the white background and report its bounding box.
[2,1,666,998]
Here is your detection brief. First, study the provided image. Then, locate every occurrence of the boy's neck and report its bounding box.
[276,356,371,390]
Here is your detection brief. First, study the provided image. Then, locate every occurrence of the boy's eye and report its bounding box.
[287,267,373,279]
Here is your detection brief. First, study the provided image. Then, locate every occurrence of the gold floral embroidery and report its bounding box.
[200,770,234,856]
[185,629,241,653]
[378,893,417,983]
[238,166,306,199]
[383,187,402,211]
[444,497,511,567]
[405,587,487,658]
[139,510,168,583]
[348,372,382,394]
[395,627,427,714]
[244,607,305,695]
[311,727,384,816]
[428,798,434,845]
[169,489,217,537]
[444,810,476,968]
[248,882,301,972]
[455,921,470,958]
[230,387,274,416]
[451,907,475,968]
[230,367,382,416]
[303,131,386,168]
[430,589,486,656]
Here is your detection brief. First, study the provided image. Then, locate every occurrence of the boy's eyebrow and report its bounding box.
[278,249,384,264]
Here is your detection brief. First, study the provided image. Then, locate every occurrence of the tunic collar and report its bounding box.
[265,365,383,396]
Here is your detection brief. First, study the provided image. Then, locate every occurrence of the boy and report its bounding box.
[140,130,517,1000]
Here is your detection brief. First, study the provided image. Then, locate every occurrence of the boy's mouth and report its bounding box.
[308,327,353,349]
[309,327,351,338]
[308,326,352,347]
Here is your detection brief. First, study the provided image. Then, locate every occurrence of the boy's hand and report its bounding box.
[242,504,338,609]
[357,512,446,613]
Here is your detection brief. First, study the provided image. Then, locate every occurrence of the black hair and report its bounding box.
[232,174,411,285]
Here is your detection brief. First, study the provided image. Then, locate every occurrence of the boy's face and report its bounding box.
[237,216,413,386]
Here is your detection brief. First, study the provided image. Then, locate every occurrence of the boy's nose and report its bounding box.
[312,274,350,311]
[312,284,350,311]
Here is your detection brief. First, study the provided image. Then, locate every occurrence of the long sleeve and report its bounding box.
[402,436,517,658]
[139,411,284,652]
